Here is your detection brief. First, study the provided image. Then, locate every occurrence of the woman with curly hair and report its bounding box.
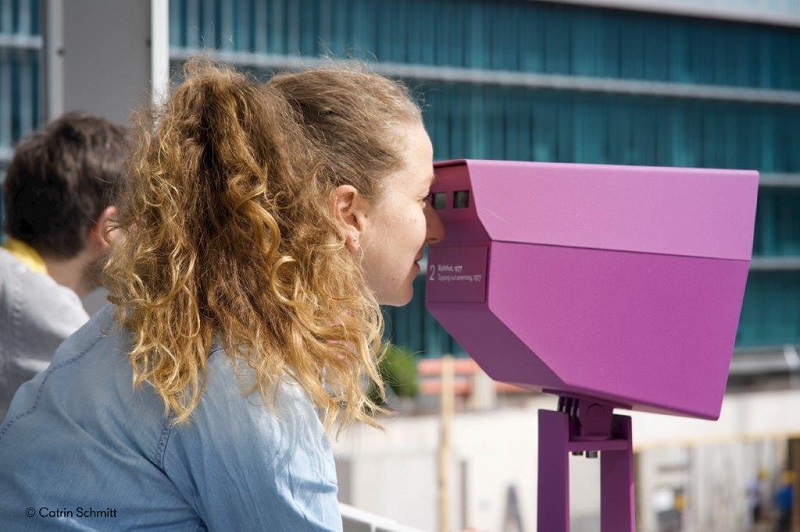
[0,60,444,530]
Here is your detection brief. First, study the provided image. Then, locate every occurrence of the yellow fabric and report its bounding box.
[2,237,48,275]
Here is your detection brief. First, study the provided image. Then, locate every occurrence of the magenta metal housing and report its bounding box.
[425,160,758,420]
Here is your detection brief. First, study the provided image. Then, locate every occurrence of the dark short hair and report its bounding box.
[3,112,127,259]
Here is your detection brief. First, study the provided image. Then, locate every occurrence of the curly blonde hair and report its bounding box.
[104,59,422,430]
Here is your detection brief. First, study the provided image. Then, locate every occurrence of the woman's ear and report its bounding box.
[330,185,366,252]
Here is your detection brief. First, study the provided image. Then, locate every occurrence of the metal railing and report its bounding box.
[340,503,426,532]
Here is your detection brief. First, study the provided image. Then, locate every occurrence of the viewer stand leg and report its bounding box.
[537,398,635,532]
[600,415,634,532]
[538,409,570,531]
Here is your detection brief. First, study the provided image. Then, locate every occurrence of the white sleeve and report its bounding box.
[0,262,89,416]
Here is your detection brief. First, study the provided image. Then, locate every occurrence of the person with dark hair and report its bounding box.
[0,112,127,419]
[0,61,444,529]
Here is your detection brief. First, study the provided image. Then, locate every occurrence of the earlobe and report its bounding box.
[346,234,360,253]
[330,184,365,251]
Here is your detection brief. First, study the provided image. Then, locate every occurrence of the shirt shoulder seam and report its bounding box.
[153,344,225,470]
[0,329,104,441]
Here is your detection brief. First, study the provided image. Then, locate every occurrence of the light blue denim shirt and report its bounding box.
[0,305,341,531]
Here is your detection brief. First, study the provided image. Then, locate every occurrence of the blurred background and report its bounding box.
[1,1,799,530]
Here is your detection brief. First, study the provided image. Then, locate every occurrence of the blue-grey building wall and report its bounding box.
[2,0,799,354]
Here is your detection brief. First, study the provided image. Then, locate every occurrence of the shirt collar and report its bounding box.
[2,237,48,275]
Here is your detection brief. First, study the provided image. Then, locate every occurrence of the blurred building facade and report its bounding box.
[0,0,40,169]
[163,0,800,371]
[2,0,800,367]
[1,1,800,530]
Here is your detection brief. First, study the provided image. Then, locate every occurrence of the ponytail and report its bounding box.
[106,60,389,430]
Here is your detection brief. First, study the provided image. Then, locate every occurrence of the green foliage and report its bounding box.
[368,344,419,408]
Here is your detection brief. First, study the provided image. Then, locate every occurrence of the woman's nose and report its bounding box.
[425,203,445,245]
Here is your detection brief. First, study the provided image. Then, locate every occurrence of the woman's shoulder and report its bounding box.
[166,347,333,477]
[162,348,339,530]
[202,347,317,418]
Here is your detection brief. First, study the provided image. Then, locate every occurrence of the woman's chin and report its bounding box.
[379,287,414,307]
